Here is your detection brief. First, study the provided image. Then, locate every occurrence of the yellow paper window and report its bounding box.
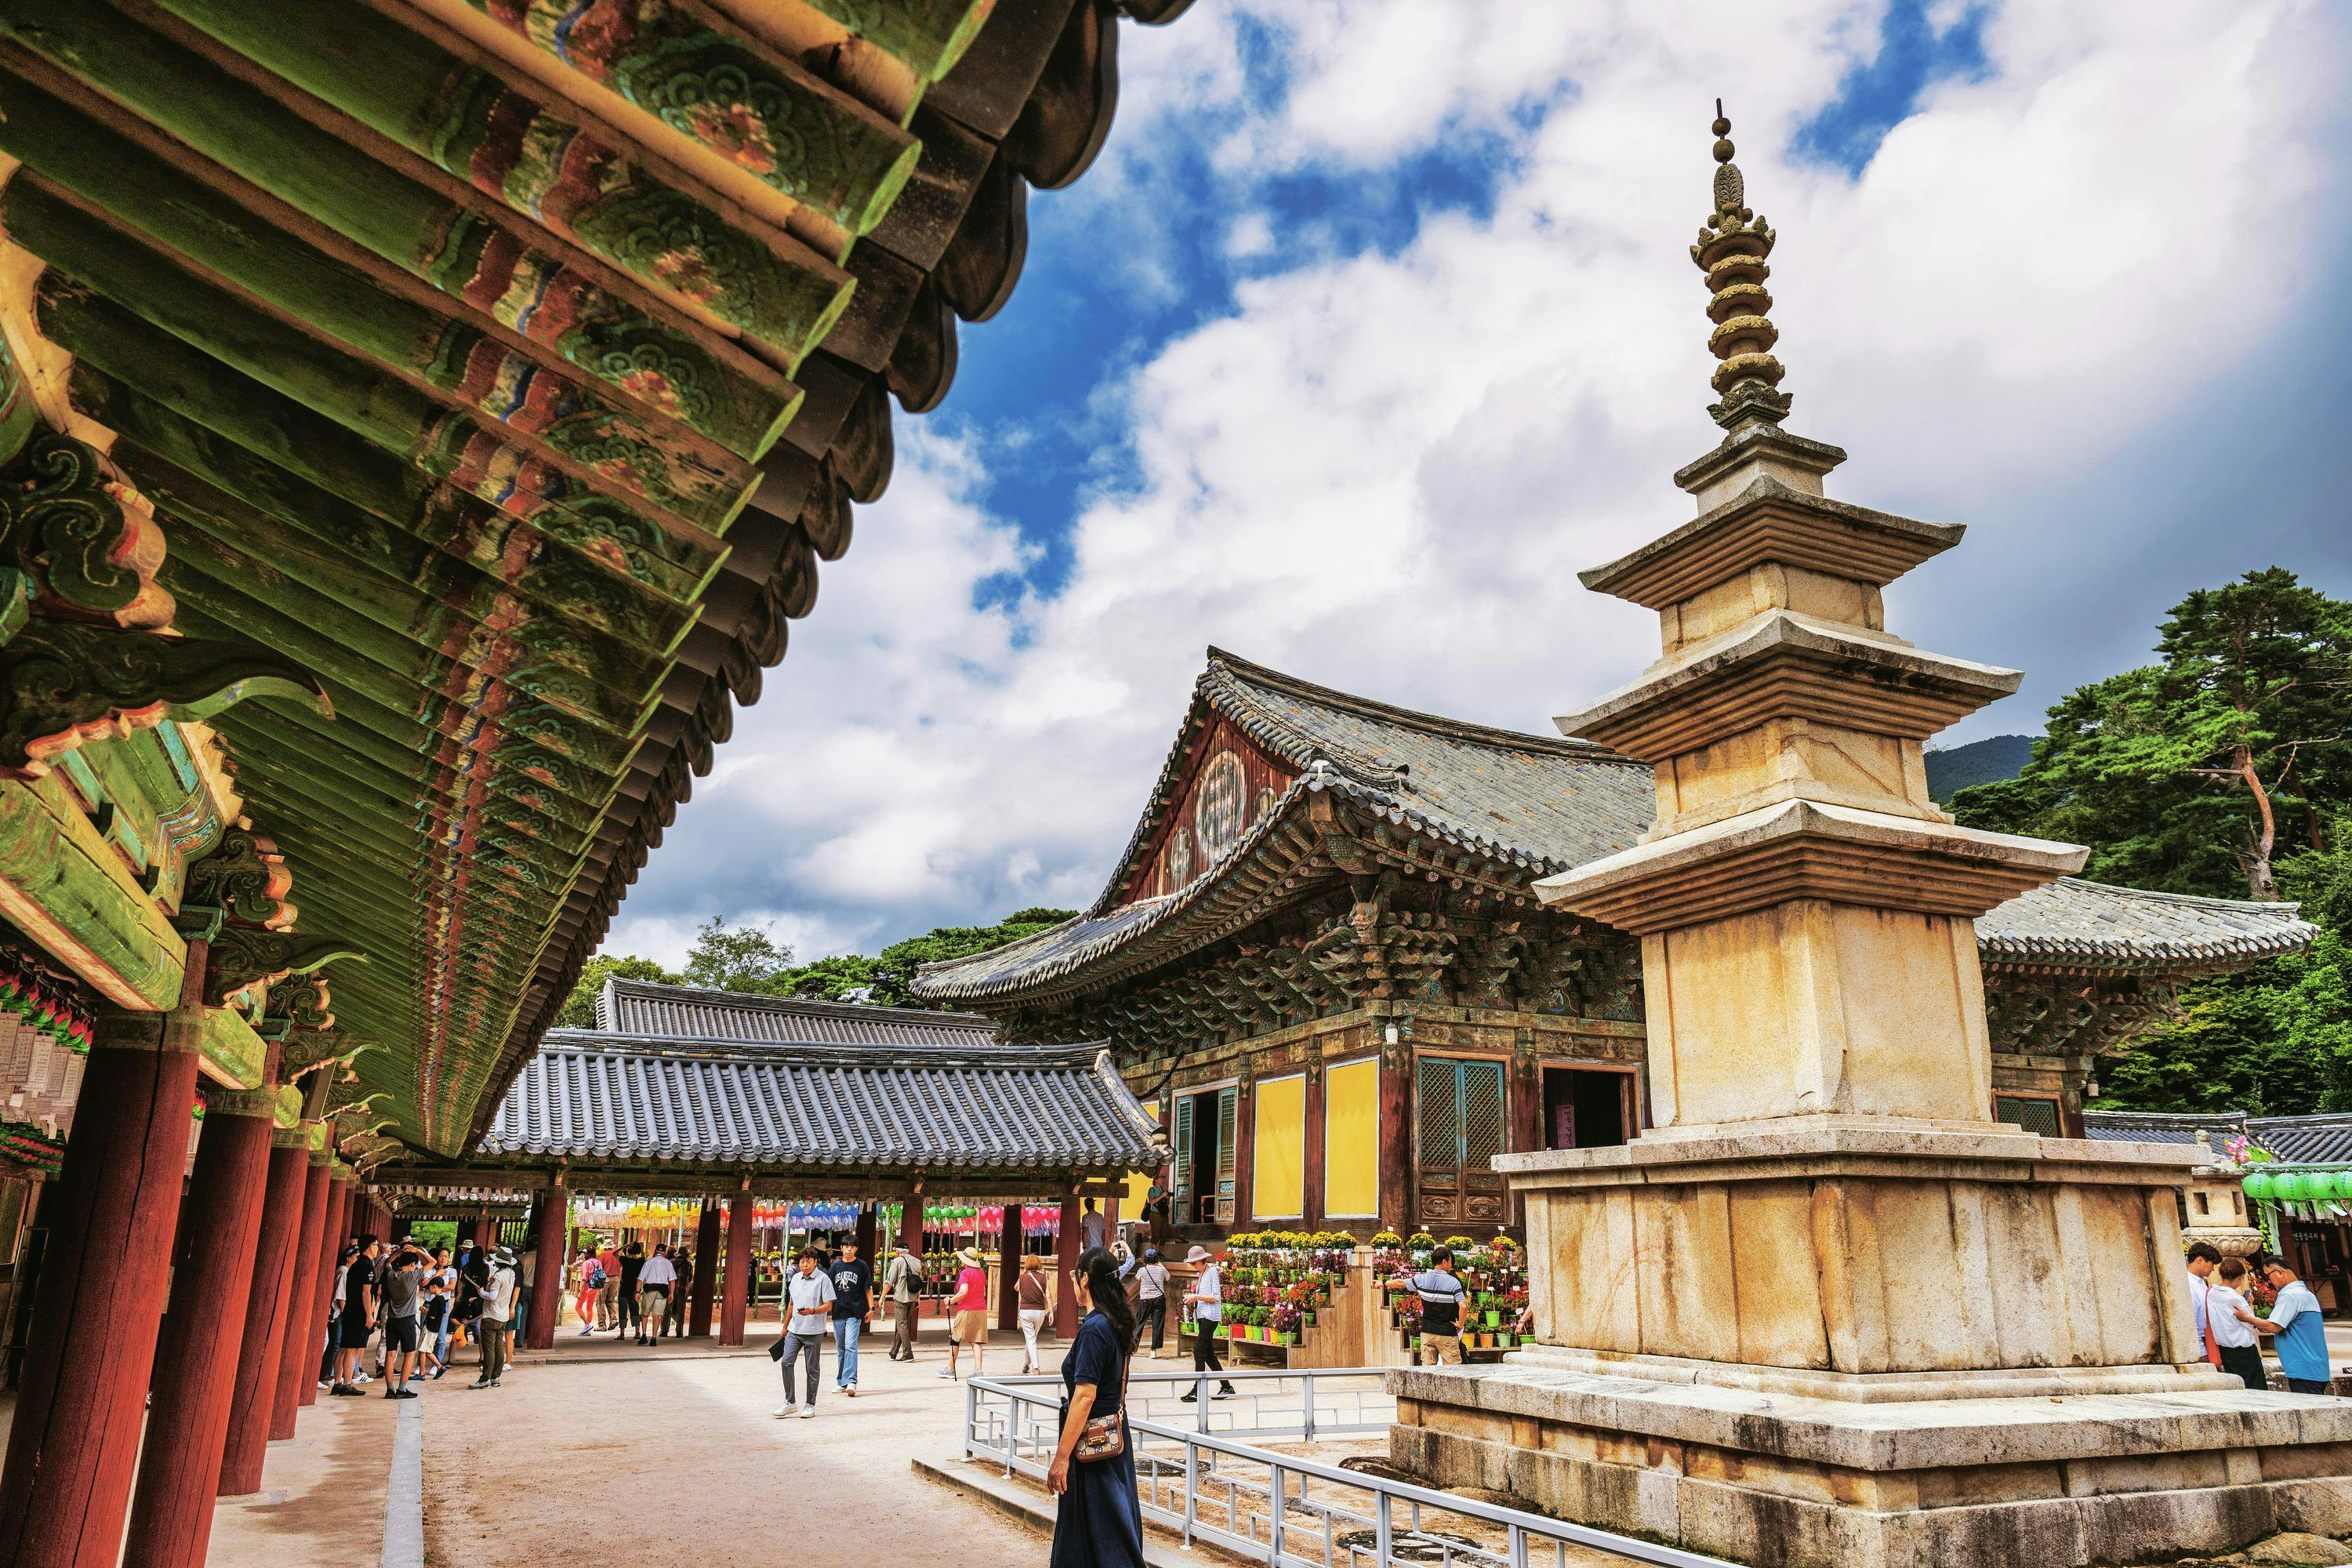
[1251,1074,1306,1220]
[1120,1099,1163,1214]
[1324,1058,1380,1218]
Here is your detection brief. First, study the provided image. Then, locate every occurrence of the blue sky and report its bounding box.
[608,0,2352,969]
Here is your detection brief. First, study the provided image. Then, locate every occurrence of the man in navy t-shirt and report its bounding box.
[827,1240,873,1397]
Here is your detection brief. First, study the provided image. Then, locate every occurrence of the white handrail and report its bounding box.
[962,1369,1741,1568]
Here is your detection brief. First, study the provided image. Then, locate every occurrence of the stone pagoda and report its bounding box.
[1388,107,2352,1566]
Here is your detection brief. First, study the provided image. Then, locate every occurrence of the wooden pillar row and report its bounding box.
[0,1020,202,1568]
[123,1085,275,1568]
[280,1164,338,1428]
[218,1132,310,1495]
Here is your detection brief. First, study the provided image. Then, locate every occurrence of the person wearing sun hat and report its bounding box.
[942,1246,990,1381]
[1180,1244,1234,1400]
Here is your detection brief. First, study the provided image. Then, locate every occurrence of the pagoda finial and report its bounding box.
[1692,100,1791,430]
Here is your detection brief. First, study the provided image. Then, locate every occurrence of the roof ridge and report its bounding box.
[2047,875,2304,917]
[1205,646,1633,761]
[601,976,995,1026]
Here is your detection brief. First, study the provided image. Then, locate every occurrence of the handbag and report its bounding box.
[1072,1334,1130,1463]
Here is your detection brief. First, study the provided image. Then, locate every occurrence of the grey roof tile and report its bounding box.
[481,1029,1163,1171]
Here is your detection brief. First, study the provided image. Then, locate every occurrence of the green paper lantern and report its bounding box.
[2244,1171,2278,1203]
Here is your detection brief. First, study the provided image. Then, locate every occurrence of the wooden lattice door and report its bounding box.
[1416,1057,1508,1225]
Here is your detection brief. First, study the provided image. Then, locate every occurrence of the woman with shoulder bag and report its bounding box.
[1047,1247,1146,1568]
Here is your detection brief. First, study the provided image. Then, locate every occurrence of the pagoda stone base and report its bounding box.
[1389,1363,2352,1567]
[1504,1122,2227,1399]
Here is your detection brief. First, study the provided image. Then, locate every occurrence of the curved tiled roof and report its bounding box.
[1974,877,2316,973]
[481,1033,1162,1171]
[915,652,2317,1004]
[594,977,996,1047]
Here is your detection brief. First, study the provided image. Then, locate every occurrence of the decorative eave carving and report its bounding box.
[0,429,172,629]
[185,827,296,931]
[203,927,364,1009]
[0,617,330,781]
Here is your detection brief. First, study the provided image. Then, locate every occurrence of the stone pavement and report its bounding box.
[197,1325,1062,1566]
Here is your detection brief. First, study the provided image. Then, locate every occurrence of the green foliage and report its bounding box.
[2096,847,2352,1114]
[564,908,1080,1020]
[1922,734,2031,804]
[554,953,680,1028]
[1953,568,2352,900]
[681,915,796,993]
[771,908,1078,1007]
[1964,568,2352,1117]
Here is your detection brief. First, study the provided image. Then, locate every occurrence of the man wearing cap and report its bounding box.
[882,1242,923,1361]
[471,1247,518,1389]
[1180,1245,1236,1401]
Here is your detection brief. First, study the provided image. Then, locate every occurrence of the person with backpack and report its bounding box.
[575,1246,607,1335]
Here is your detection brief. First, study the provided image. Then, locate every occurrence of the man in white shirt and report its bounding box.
[637,1244,679,1345]
[2185,1241,2220,1357]
[2206,1256,2266,1390]
[775,1249,835,1418]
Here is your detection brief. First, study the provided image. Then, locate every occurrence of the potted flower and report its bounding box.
[1271,1301,1301,1346]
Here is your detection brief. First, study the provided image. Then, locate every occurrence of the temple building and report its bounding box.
[913,649,2315,1241]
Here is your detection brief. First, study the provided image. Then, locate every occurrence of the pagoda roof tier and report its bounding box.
[472,1033,1163,1173]
[913,653,2311,1004]
[1531,797,2086,933]
[1580,475,1963,609]
[0,0,1189,1155]
[1555,611,2023,760]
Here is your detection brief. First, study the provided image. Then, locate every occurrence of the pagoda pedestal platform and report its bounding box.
[1388,1128,2352,1566]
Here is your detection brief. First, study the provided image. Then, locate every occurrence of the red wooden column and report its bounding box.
[1302,1062,1329,1232]
[275,1160,336,1429]
[897,1192,925,1325]
[688,1199,721,1337]
[219,1130,310,1494]
[122,1085,275,1568]
[1054,1194,1082,1338]
[718,1190,754,1346]
[526,1180,565,1349]
[1377,1034,1413,1233]
[996,1204,1022,1330]
[0,1015,202,1568]
[1232,1073,1257,1229]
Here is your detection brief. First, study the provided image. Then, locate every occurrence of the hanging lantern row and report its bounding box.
[877,1203,1062,1240]
[2244,1167,2352,1222]
[576,1200,1073,1238]
[0,1121,64,1174]
[0,939,93,1053]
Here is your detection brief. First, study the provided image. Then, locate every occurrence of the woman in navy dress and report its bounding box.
[1048,1247,1147,1568]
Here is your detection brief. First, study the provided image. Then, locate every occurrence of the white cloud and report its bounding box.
[612,0,2352,962]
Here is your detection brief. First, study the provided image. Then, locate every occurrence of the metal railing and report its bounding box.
[963,1368,1740,1568]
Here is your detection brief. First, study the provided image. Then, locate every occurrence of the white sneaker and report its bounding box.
[844,1386,857,1398]
[799,1404,816,1418]
[354,1372,372,1385]
[772,1403,792,1418]
[937,1367,954,1379]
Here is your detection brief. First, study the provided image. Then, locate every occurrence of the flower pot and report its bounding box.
[1412,1334,1424,1348]
[1486,1310,1501,1328]
[1302,1312,1316,1327]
